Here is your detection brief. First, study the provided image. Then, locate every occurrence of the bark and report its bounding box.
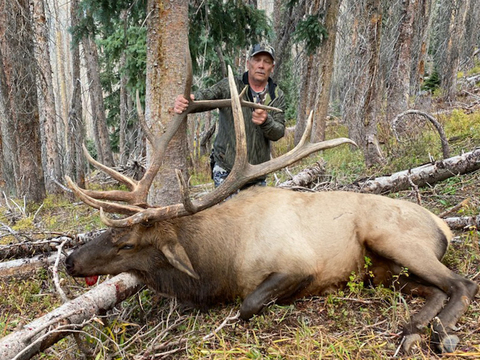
[145,0,189,205]
[0,46,18,196]
[3,0,46,202]
[312,0,340,143]
[0,273,142,360]
[343,0,385,167]
[0,231,101,260]
[33,0,62,193]
[119,55,129,165]
[294,53,315,145]
[65,0,86,188]
[387,0,418,118]
[119,10,129,166]
[442,0,470,103]
[348,148,480,194]
[444,215,480,231]
[411,0,433,99]
[0,251,71,278]
[52,0,69,136]
[272,0,306,82]
[278,160,327,188]
[83,35,115,167]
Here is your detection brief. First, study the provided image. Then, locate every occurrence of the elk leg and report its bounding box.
[397,261,478,352]
[393,275,448,353]
[428,274,478,353]
[239,272,313,320]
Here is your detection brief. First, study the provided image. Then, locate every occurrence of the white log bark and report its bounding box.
[348,148,480,194]
[0,273,142,360]
[0,251,72,278]
[444,215,480,230]
[278,160,327,188]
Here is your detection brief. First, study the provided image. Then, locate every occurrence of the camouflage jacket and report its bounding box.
[195,72,286,178]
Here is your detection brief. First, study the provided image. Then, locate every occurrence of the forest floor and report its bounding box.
[1,84,480,359]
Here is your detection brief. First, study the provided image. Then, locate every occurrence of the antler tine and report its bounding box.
[66,176,144,215]
[82,144,138,191]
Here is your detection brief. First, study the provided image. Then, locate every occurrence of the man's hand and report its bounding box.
[252,109,267,125]
[174,94,194,114]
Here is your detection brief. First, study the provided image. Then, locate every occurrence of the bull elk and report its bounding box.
[65,54,478,355]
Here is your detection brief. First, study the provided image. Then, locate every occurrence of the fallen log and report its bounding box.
[0,231,103,260]
[278,160,327,188]
[0,273,142,360]
[348,148,480,194]
[0,251,72,278]
[444,215,480,230]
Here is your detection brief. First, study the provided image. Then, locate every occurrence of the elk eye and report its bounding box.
[119,244,135,251]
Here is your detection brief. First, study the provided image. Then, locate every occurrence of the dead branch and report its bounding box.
[392,109,450,158]
[0,273,142,360]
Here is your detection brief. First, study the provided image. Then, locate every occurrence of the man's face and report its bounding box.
[247,53,275,85]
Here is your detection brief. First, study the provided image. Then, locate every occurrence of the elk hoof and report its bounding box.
[402,333,422,354]
[438,334,459,353]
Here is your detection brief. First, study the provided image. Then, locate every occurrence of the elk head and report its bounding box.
[65,49,356,281]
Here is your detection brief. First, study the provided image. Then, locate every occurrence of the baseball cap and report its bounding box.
[249,43,275,61]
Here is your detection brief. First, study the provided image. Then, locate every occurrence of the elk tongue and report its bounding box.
[85,276,99,286]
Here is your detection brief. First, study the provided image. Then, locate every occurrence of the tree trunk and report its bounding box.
[1,0,46,202]
[443,0,470,103]
[83,35,115,167]
[312,0,340,142]
[33,0,62,194]
[0,46,19,196]
[387,0,418,119]
[411,0,433,101]
[145,0,189,205]
[343,0,385,168]
[294,53,315,145]
[66,0,86,188]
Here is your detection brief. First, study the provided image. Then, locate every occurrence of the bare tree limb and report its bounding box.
[392,109,450,158]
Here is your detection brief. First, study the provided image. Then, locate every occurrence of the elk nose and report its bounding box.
[65,255,75,275]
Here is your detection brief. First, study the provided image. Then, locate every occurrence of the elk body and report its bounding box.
[66,187,478,353]
[65,63,478,354]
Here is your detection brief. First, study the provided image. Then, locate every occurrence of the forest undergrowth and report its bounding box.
[1,92,480,359]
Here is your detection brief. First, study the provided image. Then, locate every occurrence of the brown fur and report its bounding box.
[66,186,478,353]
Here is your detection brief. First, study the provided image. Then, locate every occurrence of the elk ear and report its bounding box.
[161,242,199,279]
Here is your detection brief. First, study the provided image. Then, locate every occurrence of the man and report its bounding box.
[174,43,285,187]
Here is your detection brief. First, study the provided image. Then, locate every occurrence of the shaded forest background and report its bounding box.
[0,0,479,204]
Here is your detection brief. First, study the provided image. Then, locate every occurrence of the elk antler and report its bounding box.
[67,54,355,227]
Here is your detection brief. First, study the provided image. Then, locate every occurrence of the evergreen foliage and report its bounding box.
[189,0,272,87]
[422,70,441,92]
[292,14,328,55]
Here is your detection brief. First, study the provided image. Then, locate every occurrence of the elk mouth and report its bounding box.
[65,257,99,286]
